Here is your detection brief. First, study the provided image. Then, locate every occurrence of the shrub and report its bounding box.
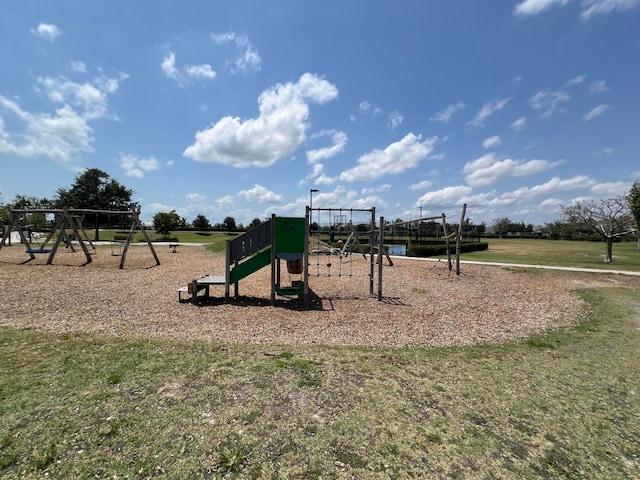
[407,242,488,257]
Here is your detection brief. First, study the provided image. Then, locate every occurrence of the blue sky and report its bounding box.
[1,0,639,226]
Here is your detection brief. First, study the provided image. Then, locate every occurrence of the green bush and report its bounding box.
[407,242,488,257]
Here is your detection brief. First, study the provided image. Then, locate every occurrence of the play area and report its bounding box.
[177,206,468,306]
[0,205,160,269]
[0,227,585,347]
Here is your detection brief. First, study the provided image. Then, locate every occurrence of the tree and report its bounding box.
[2,195,53,230]
[627,181,640,249]
[561,197,634,263]
[55,168,133,211]
[153,210,181,236]
[248,218,263,230]
[491,217,512,238]
[222,216,237,231]
[55,169,133,239]
[192,214,211,230]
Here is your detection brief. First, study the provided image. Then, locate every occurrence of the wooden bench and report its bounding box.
[178,274,226,303]
[169,243,179,253]
[113,235,129,242]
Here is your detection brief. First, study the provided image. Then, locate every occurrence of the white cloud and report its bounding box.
[238,184,283,204]
[409,180,433,190]
[299,163,326,186]
[592,147,614,156]
[68,61,87,73]
[468,98,511,126]
[388,110,403,130]
[315,174,337,186]
[119,154,160,178]
[589,181,630,196]
[338,133,437,182]
[233,45,262,73]
[146,202,172,214]
[306,130,347,163]
[211,31,262,74]
[184,73,338,167]
[582,104,609,121]
[482,135,502,149]
[416,185,473,207]
[564,74,587,87]
[216,195,234,207]
[358,100,383,117]
[514,0,638,18]
[463,153,562,187]
[530,90,570,118]
[161,51,216,83]
[510,116,527,131]
[30,23,63,42]
[589,80,608,93]
[361,184,391,195]
[186,193,207,204]
[161,52,179,79]
[0,72,127,163]
[501,176,594,202]
[430,102,465,123]
[581,0,639,19]
[185,64,216,79]
[210,32,236,44]
[514,0,570,16]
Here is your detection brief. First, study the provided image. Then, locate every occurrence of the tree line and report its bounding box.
[0,168,262,237]
[3,169,639,263]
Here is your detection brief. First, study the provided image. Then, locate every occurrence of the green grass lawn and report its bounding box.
[1,281,639,478]
[96,229,232,251]
[458,238,640,271]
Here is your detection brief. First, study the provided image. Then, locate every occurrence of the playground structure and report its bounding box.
[180,213,309,304]
[179,204,468,306]
[385,203,467,275]
[0,205,160,269]
[180,208,388,305]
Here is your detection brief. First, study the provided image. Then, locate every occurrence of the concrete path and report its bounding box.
[390,256,640,277]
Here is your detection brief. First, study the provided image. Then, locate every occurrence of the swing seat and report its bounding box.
[25,249,52,254]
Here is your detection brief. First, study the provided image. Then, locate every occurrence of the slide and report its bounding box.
[229,246,272,284]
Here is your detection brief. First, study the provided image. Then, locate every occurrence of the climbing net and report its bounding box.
[308,208,375,278]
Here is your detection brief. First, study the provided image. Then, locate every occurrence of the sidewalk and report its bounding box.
[390,255,640,277]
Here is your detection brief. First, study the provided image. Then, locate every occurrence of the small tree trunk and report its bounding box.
[605,236,613,263]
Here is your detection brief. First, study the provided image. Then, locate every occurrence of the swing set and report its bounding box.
[0,205,160,269]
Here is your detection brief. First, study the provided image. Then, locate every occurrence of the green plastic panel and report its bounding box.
[275,217,305,253]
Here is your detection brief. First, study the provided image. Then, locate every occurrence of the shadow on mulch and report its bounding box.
[188,288,328,312]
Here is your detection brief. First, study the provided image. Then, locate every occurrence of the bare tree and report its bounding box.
[560,197,634,263]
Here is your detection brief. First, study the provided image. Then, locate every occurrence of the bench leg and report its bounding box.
[191,280,198,304]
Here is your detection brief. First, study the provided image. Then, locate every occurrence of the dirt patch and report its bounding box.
[0,245,586,347]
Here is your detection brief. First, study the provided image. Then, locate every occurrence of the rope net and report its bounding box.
[309,208,374,278]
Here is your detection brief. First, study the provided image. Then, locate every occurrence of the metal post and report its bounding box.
[456,203,467,275]
[378,216,384,301]
[304,206,310,304]
[224,239,231,302]
[309,189,319,230]
[270,213,276,306]
[370,207,376,297]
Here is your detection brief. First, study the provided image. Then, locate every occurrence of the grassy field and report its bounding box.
[458,238,640,272]
[2,278,639,478]
[94,229,231,251]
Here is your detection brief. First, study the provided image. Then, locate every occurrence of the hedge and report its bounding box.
[407,242,489,257]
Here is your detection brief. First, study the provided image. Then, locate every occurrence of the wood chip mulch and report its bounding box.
[0,244,585,347]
